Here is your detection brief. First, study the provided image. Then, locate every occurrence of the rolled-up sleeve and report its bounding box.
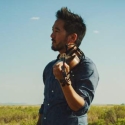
[72,59,99,115]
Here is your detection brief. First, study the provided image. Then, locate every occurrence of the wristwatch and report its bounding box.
[59,78,71,87]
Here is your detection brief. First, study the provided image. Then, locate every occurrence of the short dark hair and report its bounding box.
[56,7,86,47]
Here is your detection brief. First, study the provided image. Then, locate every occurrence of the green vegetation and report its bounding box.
[0,105,38,125]
[88,105,125,125]
[0,105,125,125]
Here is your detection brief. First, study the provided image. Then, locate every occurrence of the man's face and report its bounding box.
[51,19,68,53]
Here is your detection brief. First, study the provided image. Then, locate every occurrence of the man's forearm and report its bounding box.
[60,80,85,111]
[53,61,85,111]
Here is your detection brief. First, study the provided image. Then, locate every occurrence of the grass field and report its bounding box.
[0,105,125,125]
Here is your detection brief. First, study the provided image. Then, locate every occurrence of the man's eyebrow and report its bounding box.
[52,27,60,31]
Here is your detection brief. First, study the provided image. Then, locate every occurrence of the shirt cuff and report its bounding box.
[73,101,88,116]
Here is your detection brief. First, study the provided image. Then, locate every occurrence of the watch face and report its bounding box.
[59,79,66,84]
[59,78,70,87]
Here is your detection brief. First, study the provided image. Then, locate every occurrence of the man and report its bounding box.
[37,7,99,125]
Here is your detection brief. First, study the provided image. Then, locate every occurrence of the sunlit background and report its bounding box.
[0,0,125,105]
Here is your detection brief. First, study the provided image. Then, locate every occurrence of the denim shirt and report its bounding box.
[39,56,99,125]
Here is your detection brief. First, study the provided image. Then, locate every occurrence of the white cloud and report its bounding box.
[30,17,40,20]
[93,30,99,34]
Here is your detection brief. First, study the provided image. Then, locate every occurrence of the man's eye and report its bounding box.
[55,30,59,32]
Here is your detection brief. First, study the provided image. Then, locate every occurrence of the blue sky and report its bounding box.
[0,0,125,105]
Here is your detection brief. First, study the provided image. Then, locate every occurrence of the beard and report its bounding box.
[51,39,67,52]
[51,43,65,51]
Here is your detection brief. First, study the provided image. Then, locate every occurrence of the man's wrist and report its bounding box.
[58,78,71,87]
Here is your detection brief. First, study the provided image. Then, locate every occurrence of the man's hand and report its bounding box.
[53,61,70,81]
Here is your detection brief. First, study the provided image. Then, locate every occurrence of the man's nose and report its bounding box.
[50,32,55,38]
[50,33,53,38]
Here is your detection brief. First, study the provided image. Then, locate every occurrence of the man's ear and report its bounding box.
[67,33,77,44]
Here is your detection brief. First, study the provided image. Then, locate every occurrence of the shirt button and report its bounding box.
[48,103,49,106]
[44,117,46,119]
[72,74,74,76]
[52,90,54,92]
